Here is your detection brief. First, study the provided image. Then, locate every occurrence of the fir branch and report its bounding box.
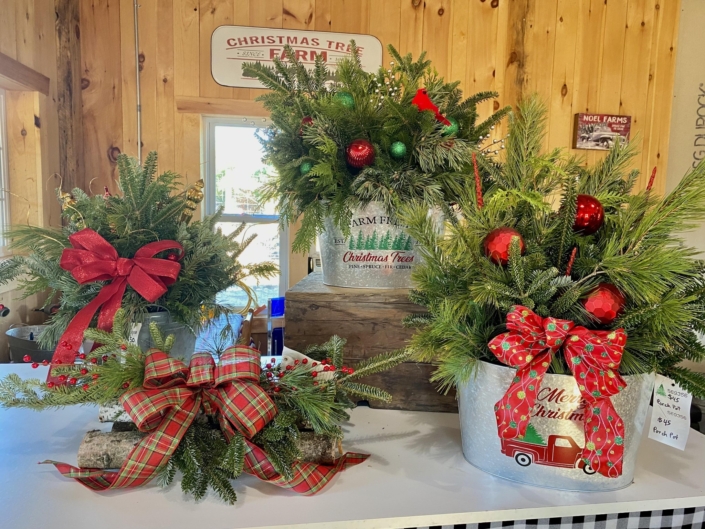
[662,366,705,399]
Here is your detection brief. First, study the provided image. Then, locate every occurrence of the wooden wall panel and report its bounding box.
[79,0,683,198]
[0,0,66,360]
[80,0,123,185]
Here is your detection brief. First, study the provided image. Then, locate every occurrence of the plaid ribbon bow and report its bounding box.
[488,305,628,478]
[45,346,368,495]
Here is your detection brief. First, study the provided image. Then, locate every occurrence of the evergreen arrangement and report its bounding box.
[0,152,277,348]
[0,310,411,504]
[401,97,705,398]
[242,43,510,252]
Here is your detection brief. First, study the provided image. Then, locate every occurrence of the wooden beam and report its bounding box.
[55,0,84,191]
[0,52,50,95]
[175,96,267,117]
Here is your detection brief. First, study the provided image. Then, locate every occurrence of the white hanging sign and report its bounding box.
[648,374,692,451]
[211,26,383,89]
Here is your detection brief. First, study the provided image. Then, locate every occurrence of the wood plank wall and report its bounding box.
[0,0,67,361]
[80,0,681,195]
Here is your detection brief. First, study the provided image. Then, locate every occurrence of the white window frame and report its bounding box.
[0,89,10,250]
[203,116,289,297]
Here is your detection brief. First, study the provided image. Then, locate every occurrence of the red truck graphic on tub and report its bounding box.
[500,434,596,475]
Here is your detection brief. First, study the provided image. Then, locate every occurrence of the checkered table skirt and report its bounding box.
[404,506,705,529]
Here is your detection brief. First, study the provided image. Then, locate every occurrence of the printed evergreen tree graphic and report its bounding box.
[349,236,355,250]
[404,235,413,251]
[391,232,404,250]
[379,230,391,250]
[521,423,547,445]
[369,230,378,250]
[355,230,365,250]
[657,384,667,397]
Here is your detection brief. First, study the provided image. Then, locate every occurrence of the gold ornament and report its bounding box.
[59,191,76,211]
[187,179,204,203]
[180,200,198,222]
[180,180,204,223]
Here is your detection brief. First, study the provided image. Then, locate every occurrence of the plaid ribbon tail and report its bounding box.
[41,461,123,490]
[243,440,369,495]
[43,394,201,490]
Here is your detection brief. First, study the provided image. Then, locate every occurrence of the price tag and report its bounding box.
[648,374,692,450]
[127,323,142,346]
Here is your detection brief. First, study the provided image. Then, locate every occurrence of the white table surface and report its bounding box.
[1,364,704,529]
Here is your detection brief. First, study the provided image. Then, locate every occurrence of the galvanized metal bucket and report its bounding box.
[6,325,54,363]
[458,360,654,491]
[136,311,196,363]
[318,202,422,289]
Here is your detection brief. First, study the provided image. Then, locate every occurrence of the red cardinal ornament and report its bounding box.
[483,227,525,266]
[573,194,604,235]
[582,283,625,325]
[346,139,375,169]
[411,89,451,127]
[299,116,314,136]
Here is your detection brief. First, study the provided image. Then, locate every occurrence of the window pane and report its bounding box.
[214,125,276,215]
[215,222,281,307]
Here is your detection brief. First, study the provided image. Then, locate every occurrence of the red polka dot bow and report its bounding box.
[488,305,628,478]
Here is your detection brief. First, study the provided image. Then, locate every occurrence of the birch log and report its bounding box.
[76,429,340,469]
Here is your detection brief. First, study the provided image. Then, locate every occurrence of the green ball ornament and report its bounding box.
[390,141,407,159]
[300,162,313,175]
[334,91,355,109]
[441,117,459,137]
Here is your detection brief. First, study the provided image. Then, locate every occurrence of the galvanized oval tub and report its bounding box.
[318,202,429,289]
[458,360,654,491]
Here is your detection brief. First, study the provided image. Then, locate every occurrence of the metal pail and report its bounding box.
[318,202,422,289]
[458,360,654,491]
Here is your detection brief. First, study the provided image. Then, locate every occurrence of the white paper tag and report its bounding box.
[127,323,142,346]
[648,374,692,450]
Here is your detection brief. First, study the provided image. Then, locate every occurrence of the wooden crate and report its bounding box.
[285,272,457,412]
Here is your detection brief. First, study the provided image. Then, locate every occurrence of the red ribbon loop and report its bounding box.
[50,229,183,375]
[44,346,369,495]
[488,305,628,478]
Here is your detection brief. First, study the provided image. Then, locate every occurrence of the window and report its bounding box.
[204,117,287,308]
[0,89,9,249]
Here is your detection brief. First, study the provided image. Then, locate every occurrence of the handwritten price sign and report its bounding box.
[648,374,692,450]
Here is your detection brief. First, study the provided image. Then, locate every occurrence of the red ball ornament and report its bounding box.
[346,139,375,169]
[573,194,604,235]
[582,283,625,325]
[483,227,525,266]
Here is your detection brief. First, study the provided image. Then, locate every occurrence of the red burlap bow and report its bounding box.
[50,228,183,378]
[45,346,368,495]
[488,305,628,478]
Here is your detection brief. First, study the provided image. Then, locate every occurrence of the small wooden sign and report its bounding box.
[573,113,631,150]
[211,26,383,89]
